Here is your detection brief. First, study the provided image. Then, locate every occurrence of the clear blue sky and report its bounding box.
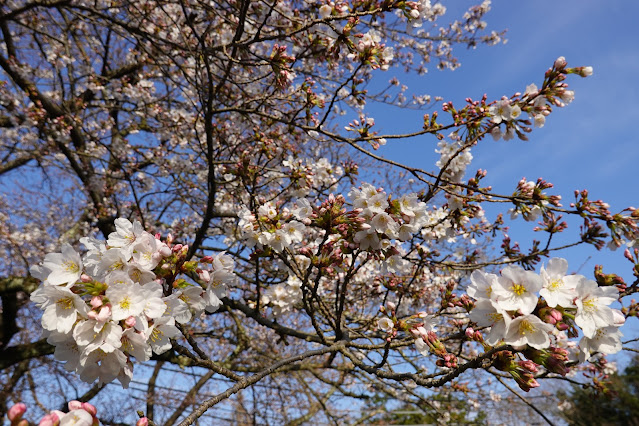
[367,0,639,285]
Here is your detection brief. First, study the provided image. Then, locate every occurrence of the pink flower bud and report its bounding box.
[386,301,396,311]
[68,400,83,411]
[81,403,97,417]
[172,244,183,252]
[579,66,593,77]
[97,305,111,322]
[38,412,61,426]
[550,309,563,323]
[136,418,149,426]
[465,327,475,339]
[8,403,27,421]
[81,274,92,283]
[554,56,567,69]
[90,296,103,309]
[125,316,137,327]
[519,360,539,373]
[198,270,211,282]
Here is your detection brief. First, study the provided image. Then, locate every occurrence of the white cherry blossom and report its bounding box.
[42,243,83,286]
[539,257,581,308]
[574,279,618,338]
[491,265,542,315]
[503,314,554,350]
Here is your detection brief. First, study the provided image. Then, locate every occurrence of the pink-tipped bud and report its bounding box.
[125,316,137,328]
[81,274,92,283]
[38,412,61,426]
[81,402,97,417]
[465,327,475,339]
[68,401,82,411]
[386,301,396,311]
[97,305,111,322]
[579,66,593,77]
[8,403,27,421]
[90,296,103,309]
[172,244,183,252]
[519,360,539,373]
[625,248,634,262]
[136,417,149,426]
[201,256,213,263]
[550,309,563,323]
[554,56,567,70]
[198,270,211,282]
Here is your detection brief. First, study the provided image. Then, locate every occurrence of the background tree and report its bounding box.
[558,356,639,426]
[1,0,638,424]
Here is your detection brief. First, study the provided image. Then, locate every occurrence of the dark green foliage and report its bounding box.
[559,357,639,426]
[371,393,488,425]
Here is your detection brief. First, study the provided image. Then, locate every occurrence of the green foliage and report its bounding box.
[370,393,488,425]
[559,357,639,426]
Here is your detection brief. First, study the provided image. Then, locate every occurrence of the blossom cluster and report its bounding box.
[435,134,473,182]
[8,401,99,426]
[29,218,235,388]
[466,258,623,362]
[350,183,428,251]
[490,59,591,141]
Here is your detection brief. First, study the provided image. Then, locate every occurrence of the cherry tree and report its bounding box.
[1,0,637,424]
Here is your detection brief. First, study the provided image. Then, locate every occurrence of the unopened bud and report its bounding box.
[136,418,149,426]
[38,412,61,426]
[579,66,593,77]
[68,401,83,411]
[8,403,27,421]
[554,56,567,69]
[125,316,137,328]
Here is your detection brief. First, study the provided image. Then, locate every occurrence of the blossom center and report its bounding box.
[511,283,526,296]
[548,279,563,291]
[56,297,74,310]
[582,297,596,312]
[489,312,503,323]
[109,260,124,272]
[63,261,80,273]
[150,327,163,343]
[119,297,131,310]
[518,320,534,335]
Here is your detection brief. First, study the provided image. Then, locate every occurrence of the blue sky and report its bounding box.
[366,0,639,285]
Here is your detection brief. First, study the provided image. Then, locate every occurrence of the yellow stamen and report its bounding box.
[56,297,74,310]
[511,283,526,296]
[519,320,534,335]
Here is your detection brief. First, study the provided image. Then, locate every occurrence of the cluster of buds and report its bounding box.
[269,44,296,90]
[509,177,562,222]
[523,347,570,377]
[8,401,99,426]
[413,329,458,368]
